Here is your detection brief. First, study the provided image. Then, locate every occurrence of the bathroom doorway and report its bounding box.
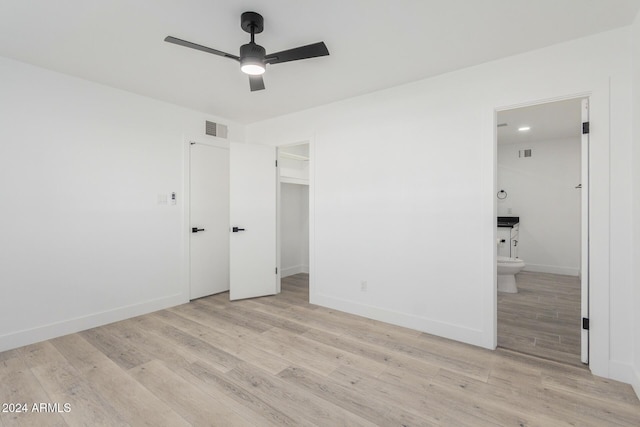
[277,142,311,301]
[495,97,589,366]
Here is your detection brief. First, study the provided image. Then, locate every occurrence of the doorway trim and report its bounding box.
[493,93,592,364]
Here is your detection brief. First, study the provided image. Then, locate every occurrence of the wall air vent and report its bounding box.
[205,121,228,139]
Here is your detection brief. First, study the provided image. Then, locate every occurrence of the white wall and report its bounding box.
[280,183,309,277]
[497,137,581,276]
[0,56,242,352]
[246,28,634,384]
[631,10,640,397]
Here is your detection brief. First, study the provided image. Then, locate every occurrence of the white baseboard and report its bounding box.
[0,293,187,353]
[633,368,640,401]
[523,263,579,276]
[607,360,640,399]
[309,292,487,349]
[282,264,309,278]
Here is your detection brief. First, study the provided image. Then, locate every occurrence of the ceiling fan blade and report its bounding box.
[164,36,240,61]
[265,42,329,65]
[249,75,265,91]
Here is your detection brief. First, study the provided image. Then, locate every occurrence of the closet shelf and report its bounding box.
[279,152,309,161]
[281,176,309,185]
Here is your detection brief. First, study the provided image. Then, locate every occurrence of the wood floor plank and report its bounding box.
[227,362,377,427]
[182,360,304,426]
[191,298,273,333]
[333,364,481,426]
[239,298,351,336]
[250,328,340,377]
[541,372,640,407]
[430,367,583,426]
[126,312,241,373]
[50,334,189,426]
[245,301,443,379]
[1,273,638,426]
[277,365,437,426]
[95,318,207,371]
[537,382,640,426]
[175,300,267,338]
[345,327,491,382]
[129,360,251,426]
[223,303,309,334]
[261,327,388,377]
[0,352,66,427]
[498,271,582,366]
[79,327,152,371]
[151,307,290,374]
[0,349,20,363]
[19,341,126,427]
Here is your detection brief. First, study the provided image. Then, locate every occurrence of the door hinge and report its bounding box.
[582,317,589,330]
[275,267,278,274]
[275,160,278,167]
[582,122,590,134]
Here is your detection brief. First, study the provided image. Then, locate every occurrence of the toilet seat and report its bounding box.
[497,256,524,264]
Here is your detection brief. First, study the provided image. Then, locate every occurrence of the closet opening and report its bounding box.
[277,142,310,301]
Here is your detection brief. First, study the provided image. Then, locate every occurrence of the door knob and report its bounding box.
[232,227,245,232]
[192,227,205,233]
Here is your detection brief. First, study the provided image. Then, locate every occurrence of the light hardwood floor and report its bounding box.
[498,271,582,366]
[1,273,639,426]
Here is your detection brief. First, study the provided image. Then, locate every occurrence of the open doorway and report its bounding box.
[278,142,310,301]
[495,97,589,366]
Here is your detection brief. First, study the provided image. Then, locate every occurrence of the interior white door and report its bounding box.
[189,143,229,300]
[229,142,277,300]
[580,98,589,364]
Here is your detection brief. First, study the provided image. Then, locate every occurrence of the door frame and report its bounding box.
[580,98,589,364]
[182,136,230,301]
[493,93,591,364]
[276,136,315,302]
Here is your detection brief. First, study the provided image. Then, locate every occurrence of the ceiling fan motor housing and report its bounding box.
[240,43,266,74]
[240,43,266,62]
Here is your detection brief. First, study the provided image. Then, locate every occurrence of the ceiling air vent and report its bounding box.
[205,121,228,139]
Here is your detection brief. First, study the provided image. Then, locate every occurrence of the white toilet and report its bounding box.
[497,256,525,293]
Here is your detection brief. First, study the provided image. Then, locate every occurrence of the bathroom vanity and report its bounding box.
[497,216,519,258]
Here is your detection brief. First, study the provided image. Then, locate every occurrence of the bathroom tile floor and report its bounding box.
[498,271,582,367]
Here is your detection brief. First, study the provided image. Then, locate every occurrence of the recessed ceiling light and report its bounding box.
[518,126,531,132]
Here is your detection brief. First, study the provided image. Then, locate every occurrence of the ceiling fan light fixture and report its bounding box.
[240,61,265,75]
[240,42,266,75]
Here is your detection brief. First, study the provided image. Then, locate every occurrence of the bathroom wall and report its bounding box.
[281,183,310,277]
[0,55,243,352]
[497,137,581,275]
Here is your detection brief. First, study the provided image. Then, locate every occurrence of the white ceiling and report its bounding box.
[497,98,584,145]
[1,1,639,124]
